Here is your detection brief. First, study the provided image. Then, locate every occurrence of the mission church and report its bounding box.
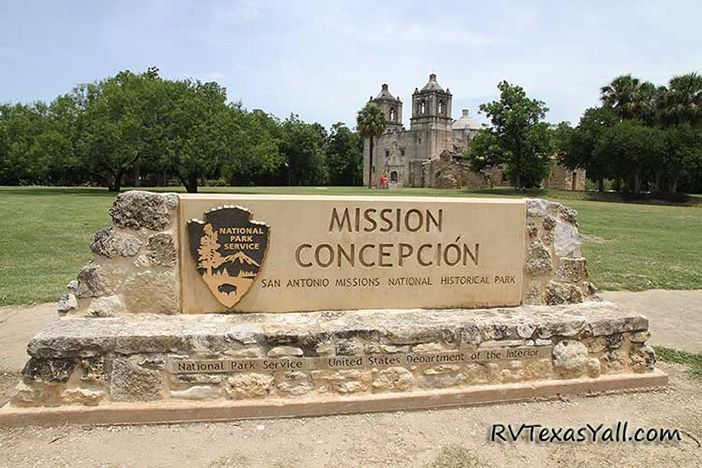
[362,74,585,190]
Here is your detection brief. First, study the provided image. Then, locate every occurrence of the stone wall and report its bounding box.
[11,302,656,407]
[59,191,180,317]
[523,199,595,306]
[544,164,587,191]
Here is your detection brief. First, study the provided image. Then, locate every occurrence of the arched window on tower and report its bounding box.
[438,100,444,115]
[420,100,426,115]
[389,108,395,122]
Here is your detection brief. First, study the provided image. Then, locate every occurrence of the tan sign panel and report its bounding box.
[178,195,526,313]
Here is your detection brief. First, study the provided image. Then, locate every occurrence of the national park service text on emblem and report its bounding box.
[187,206,269,308]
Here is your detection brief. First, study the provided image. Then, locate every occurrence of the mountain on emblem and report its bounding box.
[187,206,269,309]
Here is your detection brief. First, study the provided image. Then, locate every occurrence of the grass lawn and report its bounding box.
[0,185,700,306]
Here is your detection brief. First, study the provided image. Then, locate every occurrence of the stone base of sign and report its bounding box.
[2,301,667,425]
[0,370,667,426]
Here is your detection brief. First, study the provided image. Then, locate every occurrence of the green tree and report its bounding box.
[468,81,553,189]
[663,124,702,192]
[220,108,282,186]
[155,79,230,193]
[278,115,328,186]
[558,107,619,192]
[356,102,386,188]
[326,122,362,186]
[71,70,160,191]
[600,74,657,122]
[658,72,702,127]
[0,103,51,185]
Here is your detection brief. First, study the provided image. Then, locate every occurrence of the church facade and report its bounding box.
[362,74,585,190]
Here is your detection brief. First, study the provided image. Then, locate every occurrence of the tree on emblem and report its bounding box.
[197,223,224,277]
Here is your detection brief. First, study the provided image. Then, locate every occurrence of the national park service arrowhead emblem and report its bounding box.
[187,206,269,308]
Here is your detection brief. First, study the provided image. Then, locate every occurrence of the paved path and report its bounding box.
[600,289,702,353]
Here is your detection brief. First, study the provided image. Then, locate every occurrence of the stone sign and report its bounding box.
[179,195,526,313]
[1,191,666,426]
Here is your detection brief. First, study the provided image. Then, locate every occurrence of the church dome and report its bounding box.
[452,109,481,130]
[375,83,397,100]
[420,73,445,92]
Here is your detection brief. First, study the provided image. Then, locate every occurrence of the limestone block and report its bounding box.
[553,220,582,258]
[462,364,489,384]
[57,293,77,314]
[545,281,584,305]
[587,358,602,378]
[79,357,105,383]
[419,372,465,388]
[11,381,60,406]
[556,258,588,283]
[630,345,656,373]
[123,270,177,314]
[89,295,127,317]
[459,325,482,345]
[527,221,538,238]
[224,347,264,358]
[171,385,221,400]
[109,191,175,231]
[542,214,556,231]
[90,227,142,258]
[61,388,104,406]
[552,340,588,377]
[76,262,114,298]
[371,367,413,391]
[276,371,314,396]
[147,233,176,266]
[412,342,444,353]
[526,239,553,274]
[601,349,628,374]
[606,333,624,350]
[226,373,275,399]
[516,322,537,339]
[109,357,164,401]
[523,359,552,380]
[630,331,651,343]
[310,369,371,394]
[267,346,303,358]
[527,199,548,217]
[22,357,76,383]
[172,374,226,385]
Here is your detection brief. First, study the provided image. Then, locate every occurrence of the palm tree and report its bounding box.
[600,75,657,122]
[658,72,702,126]
[356,102,387,188]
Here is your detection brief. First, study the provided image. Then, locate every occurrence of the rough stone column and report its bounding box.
[58,191,181,316]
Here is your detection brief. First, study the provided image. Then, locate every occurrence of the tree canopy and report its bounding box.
[0,68,363,191]
[468,81,553,189]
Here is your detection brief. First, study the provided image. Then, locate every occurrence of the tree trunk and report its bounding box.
[108,171,122,192]
[669,176,679,193]
[367,136,374,189]
[653,170,662,193]
[633,165,642,193]
[597,176,604,192]
[186,173,198,193]
[614,178,621,192]
[514,172,521,190]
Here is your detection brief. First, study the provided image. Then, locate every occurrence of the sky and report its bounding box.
[1,0,700,128]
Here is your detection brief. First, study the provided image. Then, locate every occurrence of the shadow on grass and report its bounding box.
[464,187,700,206]
[0,186,117,197]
